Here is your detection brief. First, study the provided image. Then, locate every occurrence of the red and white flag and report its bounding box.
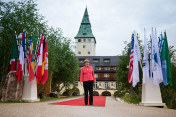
[36,33,43,84]
[41,37,48,85]
[128,33,134,83]
[16,31,26,82]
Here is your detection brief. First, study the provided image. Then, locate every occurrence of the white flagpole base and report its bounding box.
[22,75,40,102]
[140,77,165,107]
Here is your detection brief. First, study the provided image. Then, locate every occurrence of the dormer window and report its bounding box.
[83,33,87,35]
[93,59,99,63]
[104,59,110,63]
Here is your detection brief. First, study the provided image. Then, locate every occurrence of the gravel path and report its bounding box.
[0,96,176,117]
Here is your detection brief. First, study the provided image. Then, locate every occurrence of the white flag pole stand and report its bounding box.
[22,59,40,102]
[140,77,165,107]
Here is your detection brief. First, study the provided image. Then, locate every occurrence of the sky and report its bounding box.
[5,0,176,56]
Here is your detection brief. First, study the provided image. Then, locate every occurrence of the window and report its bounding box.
[104,59,110,63]
[83,33,86,35]
[93,82,98,89]
[88,39,91,42]
[95,67,101,70]
[78,51,81,54]
[88,51,90,54]
[83,45,86,48]
[95,74,98,78]
[104,67,110,70]
[104,82,109,88]
[114,67,117,70]
[104,73,109,78]
[78,39,81,42]
[93,59,99,63]
[79,59,84,63]
[83,39,86,42]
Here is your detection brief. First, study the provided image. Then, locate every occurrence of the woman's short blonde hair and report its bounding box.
[84,59,89,64]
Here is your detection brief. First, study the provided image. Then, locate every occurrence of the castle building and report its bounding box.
[74,7,121,96]
[60,7,121,96]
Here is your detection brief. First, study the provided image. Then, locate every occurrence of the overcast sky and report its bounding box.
[5,0,176,56]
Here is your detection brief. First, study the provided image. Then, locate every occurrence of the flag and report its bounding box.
[159,33,167,86]
[30,32,35,81]
[10,33,18,71]
[42,38,46,77]
[36,33,43,84]
[142,28,149,83]
[41,37,48,85]
[26,35,32,74]
[16,31,26,82]
[150,35,152,78]
[132,32,141,87]
[160,32,172,86]
[26,35,35,81]
[128,33,134,84]
[151,28,163,86]
[159,33,164,55]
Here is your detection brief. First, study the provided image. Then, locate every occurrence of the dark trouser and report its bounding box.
[83,80,94,105]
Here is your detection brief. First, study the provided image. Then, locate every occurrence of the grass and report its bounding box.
[0,95,84,103]
[0,100,29,103]
[121,96,140,104]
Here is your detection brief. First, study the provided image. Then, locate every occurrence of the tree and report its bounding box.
[0,0,47,97]
[47,27,79,93]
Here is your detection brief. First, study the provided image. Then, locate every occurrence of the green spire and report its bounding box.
[75,7,95,38]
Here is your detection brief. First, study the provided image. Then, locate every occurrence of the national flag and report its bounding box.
[26,35,32,74]
[151,28,163,86]
[159,33,164,55]
[160,32,172,86]
[132,32,141,87]
[26,35,35,81]
[30,32,35,81]
[41,37,48,85]
[36,33,43,84]
[16,31,26,82]
[159,33,167,86]
[42,38,46,77]
[128,33,134,83]
[142,28,149,83]
[10,33,19,71]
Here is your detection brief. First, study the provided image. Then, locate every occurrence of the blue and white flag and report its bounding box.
[151,28,163,86]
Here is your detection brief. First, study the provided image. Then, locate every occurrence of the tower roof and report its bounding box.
[75,7,95,40]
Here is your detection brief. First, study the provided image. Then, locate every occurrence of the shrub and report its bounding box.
[62,89,72,96]
[114,90,126,97]
[71,87,80,96]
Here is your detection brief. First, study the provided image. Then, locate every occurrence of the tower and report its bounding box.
[75,7,96,56]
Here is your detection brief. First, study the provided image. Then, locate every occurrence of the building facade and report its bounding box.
[76,56,121,96]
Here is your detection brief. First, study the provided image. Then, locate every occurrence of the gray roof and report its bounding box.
[76,56,121,67]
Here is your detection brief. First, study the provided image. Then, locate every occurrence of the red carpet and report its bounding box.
[49,96,106,107]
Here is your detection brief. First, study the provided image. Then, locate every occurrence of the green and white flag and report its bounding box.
[10,34,19,71]
[160,32,172,87]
